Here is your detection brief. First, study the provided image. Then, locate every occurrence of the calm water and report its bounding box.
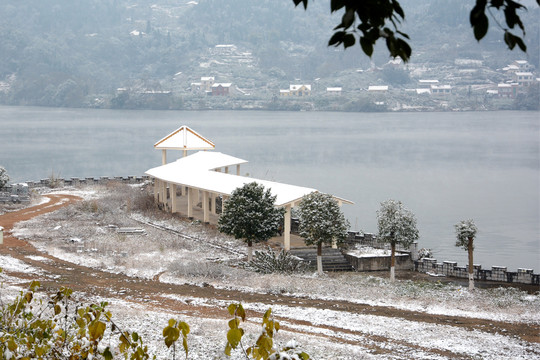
[1,106,538,271]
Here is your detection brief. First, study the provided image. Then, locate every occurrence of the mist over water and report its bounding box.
[1,106,538,271]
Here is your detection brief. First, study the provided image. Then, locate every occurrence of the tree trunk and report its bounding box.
[390,242,396,282]
[468,237,474,291]
[247,240,253,262]
[317,243,323,276]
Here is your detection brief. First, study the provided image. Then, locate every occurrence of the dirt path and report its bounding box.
[1,195,539,359]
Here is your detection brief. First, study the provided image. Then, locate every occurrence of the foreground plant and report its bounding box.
[0,274,309,359]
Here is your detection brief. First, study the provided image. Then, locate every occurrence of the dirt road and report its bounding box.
[1,195,539,359]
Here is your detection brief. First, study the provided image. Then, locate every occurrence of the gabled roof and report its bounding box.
[154,125,215,150]
[290,84,311,91]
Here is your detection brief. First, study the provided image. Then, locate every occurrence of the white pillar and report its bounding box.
[211,193,216,215]
[161,149,167,165]
[187,188,193,218]
[183,149,187,157]
[153,179,159,201]
[224,166,229,174]
[203,191,209,223]
[171,184,177,213]
[284,204,292,251]
[161,181,167,208]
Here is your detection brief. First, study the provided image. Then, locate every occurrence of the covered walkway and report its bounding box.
[145,126,353,250]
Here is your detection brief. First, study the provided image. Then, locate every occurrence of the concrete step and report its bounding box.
[290,248,353,272]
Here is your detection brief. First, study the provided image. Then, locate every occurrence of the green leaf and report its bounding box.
[103,347,113,360]
[225,342,232,356]
[89,320,106,341]
[360,37,374,57]
[343,34,356,48]
[227,303,237,316]
[328,31,345,46]
[236,304,246,321]
[330,0,345,12]
[178,321,190,336]
[227,328,243,348]
[163,326,180,348]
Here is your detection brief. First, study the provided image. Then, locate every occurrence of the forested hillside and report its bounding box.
[0,0,538,109]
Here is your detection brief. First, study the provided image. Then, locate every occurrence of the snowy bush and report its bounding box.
[246,246,309,274]
[0,166,9,189]
[418,247,433,259]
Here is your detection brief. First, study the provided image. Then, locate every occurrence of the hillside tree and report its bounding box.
[377,199,419,282]
[296,192,350,275]
[218,182,285,262]
[292,0,539,61]
[455,219,478,290]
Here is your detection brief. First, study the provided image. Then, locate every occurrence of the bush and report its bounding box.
[246,246,308,274]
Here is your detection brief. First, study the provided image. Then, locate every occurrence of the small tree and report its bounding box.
[377,199,419,282]
[455,219,478,291]
[218,182,285,262]
[296,192,350,275]
[0,166,9,189]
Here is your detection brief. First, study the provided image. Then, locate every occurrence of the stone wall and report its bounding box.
[415,258,539,286]
[344,252,413,271]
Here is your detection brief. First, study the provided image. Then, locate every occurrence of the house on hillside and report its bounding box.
[431,85,452,96]
[513,60,534,72]
[326,87,342,96]
[201,77,215,92]
[280,85,311,97]
[498,83,518,98]
[418,80,439,89]
[290,84,311,96]
[211,83,233,96]
[513,72,534,88]
[368,85,389,92]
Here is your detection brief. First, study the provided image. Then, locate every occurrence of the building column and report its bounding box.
[224,166,229,174]
[153,179,159,201]
[161,181,168,208]
[210,193,216,215]
[203,191,209,223]
[236,164,240,175]
[332,200,344,249]
[187,188,193,218]
[284,204,292,251]
[161,149,167,165]
[171,184,177,213]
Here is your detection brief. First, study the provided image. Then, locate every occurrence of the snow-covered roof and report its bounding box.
[368,85,389,91]
[431,85,452,90]
[515,72,533,76]
[326,87,342,92]
[416,88,431,94]
[201,77,214,81]
[145,151,352,207]
[154,125,215,150]
[290,84,311,91]
[212,83,232,88]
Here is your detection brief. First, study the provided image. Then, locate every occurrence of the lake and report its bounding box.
[1,106,538,271]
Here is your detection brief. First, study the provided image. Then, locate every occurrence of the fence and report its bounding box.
[346,231,539,286]
[0,176,150,204]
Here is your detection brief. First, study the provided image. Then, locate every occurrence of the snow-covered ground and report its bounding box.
[2,185,540,359]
